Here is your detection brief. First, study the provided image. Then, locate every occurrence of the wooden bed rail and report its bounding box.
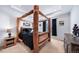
[19,10,33,19]
[38,19,48,22]
[38,32,48,36]
[38,32,49,44]
[39,11,49,19]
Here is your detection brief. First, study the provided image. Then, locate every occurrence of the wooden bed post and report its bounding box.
[33,5,39,52]
[48,18,51,41]
[14,17,20,45]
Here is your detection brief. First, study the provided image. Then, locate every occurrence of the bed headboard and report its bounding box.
[20,27,33,33]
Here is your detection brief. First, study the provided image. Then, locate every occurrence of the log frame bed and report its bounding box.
[14,5,51,52]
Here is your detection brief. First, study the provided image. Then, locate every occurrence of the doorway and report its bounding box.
[43,21,46,32]
[52,19,57,36]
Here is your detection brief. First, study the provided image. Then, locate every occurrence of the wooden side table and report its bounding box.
[3,37,15,48]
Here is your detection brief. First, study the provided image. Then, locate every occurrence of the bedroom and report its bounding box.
[0,5,79,53]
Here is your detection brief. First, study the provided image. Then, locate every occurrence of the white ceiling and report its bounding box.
[11,5,61,13]
[0,5,73,18]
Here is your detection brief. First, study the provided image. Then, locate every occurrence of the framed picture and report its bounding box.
[59,21,64,25]
[23,22,30,26]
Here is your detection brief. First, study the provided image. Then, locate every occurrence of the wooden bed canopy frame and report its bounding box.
[14,5,51,52]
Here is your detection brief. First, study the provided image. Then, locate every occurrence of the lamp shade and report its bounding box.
[6,25,12,33]
[7,29,11,33]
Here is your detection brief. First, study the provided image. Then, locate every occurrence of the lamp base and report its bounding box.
[8,33,11,38]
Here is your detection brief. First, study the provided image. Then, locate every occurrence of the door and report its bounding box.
[52,19,57,36]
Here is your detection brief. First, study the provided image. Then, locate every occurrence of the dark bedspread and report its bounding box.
[19,28,33,50]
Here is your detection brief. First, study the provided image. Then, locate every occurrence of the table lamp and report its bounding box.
[6,26,12,38]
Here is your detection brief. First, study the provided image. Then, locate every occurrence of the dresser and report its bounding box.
[64,33,79,53]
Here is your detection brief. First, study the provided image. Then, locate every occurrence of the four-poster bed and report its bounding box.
[14,5,51,52]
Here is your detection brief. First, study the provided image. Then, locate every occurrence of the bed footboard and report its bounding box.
[38,32,49,48]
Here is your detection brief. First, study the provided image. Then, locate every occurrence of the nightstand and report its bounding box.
[3,37,15,48]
